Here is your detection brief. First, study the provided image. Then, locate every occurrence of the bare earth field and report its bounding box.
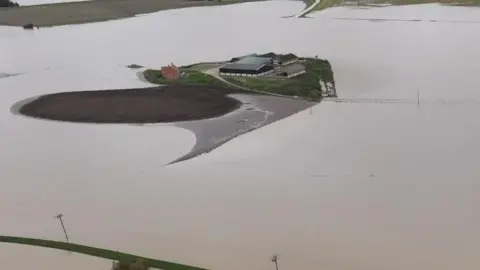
[0,0,262,27]
[14,86,241,123]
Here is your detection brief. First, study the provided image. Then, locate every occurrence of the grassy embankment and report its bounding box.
[0,0,262,27]
[144,68,229,88]
[224,58,334,100]
[0,235,207,270]
[144,59,334,101]
[358,0,480,6]
[302,0,480,16]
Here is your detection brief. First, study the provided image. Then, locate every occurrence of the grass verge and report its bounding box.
[302,0,480,16]
[0,235,208,270]
[0,0,264,27]
[357,0,480,6]
[224,58,334,100]
[144,69,230,88]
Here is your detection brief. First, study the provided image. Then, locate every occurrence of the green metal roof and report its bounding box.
[231,53,258,60]
[236,56,271,65]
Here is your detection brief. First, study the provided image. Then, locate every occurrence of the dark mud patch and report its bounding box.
[14,85,241,124]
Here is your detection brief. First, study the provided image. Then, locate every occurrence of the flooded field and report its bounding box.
[1,1,480,270]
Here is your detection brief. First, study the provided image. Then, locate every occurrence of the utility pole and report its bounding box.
[271,254,279,270]
[54,214,69,243]
[417,89,420,106]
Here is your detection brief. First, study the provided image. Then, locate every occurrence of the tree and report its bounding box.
[0,0,20,7]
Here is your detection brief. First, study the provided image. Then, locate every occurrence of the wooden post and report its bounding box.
[271,255,279,270]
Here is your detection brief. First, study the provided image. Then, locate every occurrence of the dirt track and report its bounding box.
[0,0,261,27]
[17,85,241,123]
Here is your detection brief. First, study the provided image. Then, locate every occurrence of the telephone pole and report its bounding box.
[54,214,69,243]
[271,254,279,270]
[417,89,420,106]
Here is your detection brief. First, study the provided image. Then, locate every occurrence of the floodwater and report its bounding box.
[1,1,480,270]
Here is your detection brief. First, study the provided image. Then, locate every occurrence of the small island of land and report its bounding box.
[300,0,480,17]
[144,52,336,100]
[13,52,334,163]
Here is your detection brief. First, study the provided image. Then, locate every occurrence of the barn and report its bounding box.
[276,63,306,78]
[258,52,299,66]
[219,56,274,76]
[276,53,299,66]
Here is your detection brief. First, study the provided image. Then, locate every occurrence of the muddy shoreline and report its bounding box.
[0,0,264,27]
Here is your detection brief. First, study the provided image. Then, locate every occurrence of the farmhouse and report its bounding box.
[161,63,180,80]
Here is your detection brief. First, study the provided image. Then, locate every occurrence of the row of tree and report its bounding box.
[0,0,19,7]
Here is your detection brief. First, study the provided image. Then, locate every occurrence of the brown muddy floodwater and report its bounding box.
[1,1,480,270]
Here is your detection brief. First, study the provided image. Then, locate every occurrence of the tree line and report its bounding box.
[0,0,20,7]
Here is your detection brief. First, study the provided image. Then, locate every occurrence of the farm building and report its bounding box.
[230,53,258,62]
[220,56,274,76]
[276,53,299,66]
[259,52,299,66]
[161,63,180,80]
[276,63,306,78]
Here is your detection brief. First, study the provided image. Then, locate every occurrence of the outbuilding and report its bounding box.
[220,56,274,76]
[230,53,258,62]
[276,63,306,78]
[276,53,299,66]
[258,52,299,66]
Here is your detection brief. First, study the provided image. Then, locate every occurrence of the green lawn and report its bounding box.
[0,235,207,270]
[224,58,334,100]
[365,0,480,5]
[144,69,229,88]
[303,0,480,15]
[143,58,335,101]
[225,74,322,100]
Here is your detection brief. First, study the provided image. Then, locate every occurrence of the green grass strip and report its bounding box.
[0,236,208,270]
